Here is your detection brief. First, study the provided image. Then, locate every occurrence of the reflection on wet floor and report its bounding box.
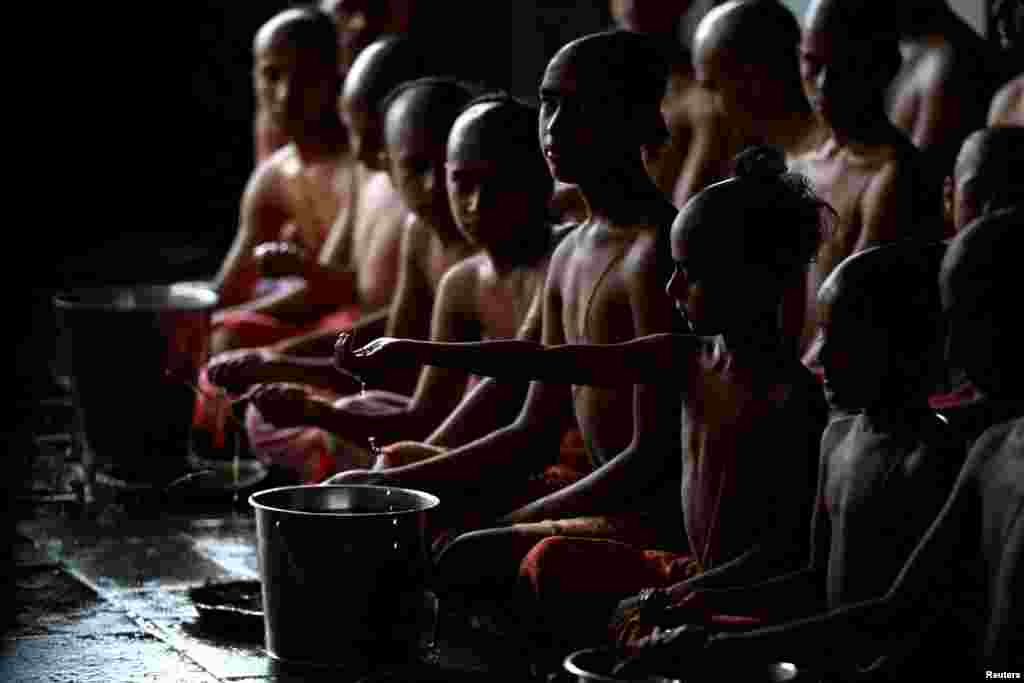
[11,483,536,682]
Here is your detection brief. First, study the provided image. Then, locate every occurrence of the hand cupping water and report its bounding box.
[253,241,308,278]
[248,382,318,428]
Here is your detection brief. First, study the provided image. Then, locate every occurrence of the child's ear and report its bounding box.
[942,175,954,227]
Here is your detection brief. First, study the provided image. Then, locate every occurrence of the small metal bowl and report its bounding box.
[189,579,264,640]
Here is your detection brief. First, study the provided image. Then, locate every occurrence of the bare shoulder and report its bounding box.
[243,143,294,204]
[546,222,583,277]
[969,416,1024,477]
[442,252,486,288]
[624,206,676,275]
[435,253,483,308]
[820,412,860,459]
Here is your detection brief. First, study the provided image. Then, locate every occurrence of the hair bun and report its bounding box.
[733,145,787,180]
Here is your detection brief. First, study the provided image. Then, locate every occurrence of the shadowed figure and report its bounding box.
[791,0,945,362]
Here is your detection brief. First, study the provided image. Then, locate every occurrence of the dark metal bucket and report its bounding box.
[53,282,217,482]
[249,485,440,669]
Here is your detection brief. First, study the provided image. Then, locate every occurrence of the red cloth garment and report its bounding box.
[191,305,362,459]
[211,306,361,350]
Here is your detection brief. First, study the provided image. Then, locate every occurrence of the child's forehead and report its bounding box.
[542,49,623,95]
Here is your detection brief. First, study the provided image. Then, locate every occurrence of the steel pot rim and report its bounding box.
[54,281,218,312]
[249,484,441,517]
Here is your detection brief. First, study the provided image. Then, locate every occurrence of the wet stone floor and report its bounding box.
[5,398,545,682]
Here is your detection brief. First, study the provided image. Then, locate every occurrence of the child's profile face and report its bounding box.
[815,285,890,410]
[539,51,631,184]
[254,38,337,135]
[446,104,543,248]
[340,88,385,171]
[666,206,740,335]
[384,90,453,227]
[799,29,886,130]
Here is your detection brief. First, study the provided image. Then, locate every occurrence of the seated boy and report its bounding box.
[613,242,974,680]
[884,0,1002,175]
[254,0,416,162]
[621,207,1022,678]
[607,0,732,208]
[232,77,481,482]
[328,30,689,576]
[336,147,831,659]
[194,36,436,462]
[246,94,569,475]
[793,0,945,359]
[211,7,360,355]
[692,0,825,164]
[931,126,1023,412]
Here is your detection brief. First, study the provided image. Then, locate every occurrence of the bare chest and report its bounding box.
[796,155,874,275]
[350,178,406,307]
[560,234,638,345]
[476,267,545,341]
[281,161,354,249]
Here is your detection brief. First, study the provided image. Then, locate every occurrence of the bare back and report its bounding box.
[791,135,939,353]
[887,34,1000,171]
[679,343,826,576]
[816,413,964,608]
[387,214,477,342]
[215,143,357,307]
[971,416,1023,664]
[667,75,734,209]
[345,168,408,309]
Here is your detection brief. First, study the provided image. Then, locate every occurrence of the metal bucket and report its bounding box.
[53,282,217,483]
[249,485,440,669]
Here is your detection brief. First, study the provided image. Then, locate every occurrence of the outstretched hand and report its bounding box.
[321,468,384,486]
[247,382,322,428]
[206,348,274,395]
[254,241,308,278]
[333,333,407,374]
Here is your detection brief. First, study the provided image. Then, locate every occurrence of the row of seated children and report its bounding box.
[199,0,1021,395]
[307,26,1019,681]
[194,4,1021,677]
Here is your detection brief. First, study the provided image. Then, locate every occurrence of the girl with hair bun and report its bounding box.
[338,145,834,658]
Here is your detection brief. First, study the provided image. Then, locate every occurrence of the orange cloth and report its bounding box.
[192,305,361,459]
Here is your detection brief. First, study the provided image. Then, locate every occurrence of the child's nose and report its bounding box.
[421,168,436,195]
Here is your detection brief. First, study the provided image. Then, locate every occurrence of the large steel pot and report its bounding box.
[249,485,440,668]
[53,282,217,483]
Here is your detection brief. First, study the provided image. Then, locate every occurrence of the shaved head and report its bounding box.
[950,127,1024,230]
[693,0,805,132]
[940,207,1024,398]
[254,7,338,64]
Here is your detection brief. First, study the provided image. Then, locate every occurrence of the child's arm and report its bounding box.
[703,441,978,671]
[499,231,687,524]
[670,413,838,615]
[340,333,694,387]
[213,163,290,310]
[303,263,480,443]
